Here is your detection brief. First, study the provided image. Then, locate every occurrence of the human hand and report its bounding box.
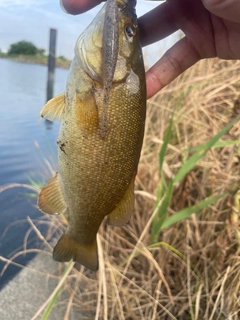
[61,0,240,98]
[61,0,103,14]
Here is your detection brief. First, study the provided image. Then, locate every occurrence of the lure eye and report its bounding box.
[125,24,136,38]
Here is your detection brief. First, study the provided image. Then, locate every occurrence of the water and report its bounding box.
[0,58,68,287]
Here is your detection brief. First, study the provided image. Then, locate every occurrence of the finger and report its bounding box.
[138,2,178,47]
[202,0,240,23]
[61,0,103,14]
[146,37,201,99]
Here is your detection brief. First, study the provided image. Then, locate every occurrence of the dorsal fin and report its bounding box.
[40,93,65,121]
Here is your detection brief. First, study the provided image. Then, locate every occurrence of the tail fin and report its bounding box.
[53,233,98,271]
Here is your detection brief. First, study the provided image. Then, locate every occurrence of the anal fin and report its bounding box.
[107,178,135,226]
[53,233,98,271]
[38,172,67,215]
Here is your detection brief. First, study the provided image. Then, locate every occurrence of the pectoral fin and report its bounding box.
[40,93,65,121]
[53,233,98,271]
[75,91,98,132]
[38,172,67,215]
[107,178,135,226]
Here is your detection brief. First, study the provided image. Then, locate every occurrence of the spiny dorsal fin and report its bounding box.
[38,172,67,215]
[40,93,65,121]
[107,178,135,226]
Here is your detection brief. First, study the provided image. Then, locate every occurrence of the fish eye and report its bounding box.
[125,24,136,38]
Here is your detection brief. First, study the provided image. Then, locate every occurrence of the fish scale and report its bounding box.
[38,0,146,271]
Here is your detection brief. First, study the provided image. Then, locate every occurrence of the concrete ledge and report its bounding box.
[0,253,77,320]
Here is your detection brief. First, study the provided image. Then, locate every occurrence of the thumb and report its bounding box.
[60,0,104,15]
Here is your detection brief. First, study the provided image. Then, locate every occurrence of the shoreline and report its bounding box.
[0,55,71,69]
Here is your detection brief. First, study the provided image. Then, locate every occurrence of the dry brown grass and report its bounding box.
[2,58,240,319]
[64,58,239,320]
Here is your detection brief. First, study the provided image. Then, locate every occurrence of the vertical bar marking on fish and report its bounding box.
[101,0,119,138]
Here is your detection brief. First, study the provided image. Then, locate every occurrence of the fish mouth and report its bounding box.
[75,0,137,83]
[117,0,136,8]
[75,0,120,84]
[118,0,137,17]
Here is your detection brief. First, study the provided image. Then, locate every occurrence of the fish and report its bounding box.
[37,0,146,271]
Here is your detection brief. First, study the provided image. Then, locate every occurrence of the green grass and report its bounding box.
[151,113,240,242]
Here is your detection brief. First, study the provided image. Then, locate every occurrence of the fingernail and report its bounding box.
[60,0,68,13]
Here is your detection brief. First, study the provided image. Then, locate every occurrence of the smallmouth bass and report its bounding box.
[38,0,146,271]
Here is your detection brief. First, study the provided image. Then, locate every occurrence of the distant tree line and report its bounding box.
[8,41,46,56]
[0,41,69,65]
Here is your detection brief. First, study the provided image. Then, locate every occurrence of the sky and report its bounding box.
[0,0,179,67]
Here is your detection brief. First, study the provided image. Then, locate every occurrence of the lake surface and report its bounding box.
[0,58,68,286]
